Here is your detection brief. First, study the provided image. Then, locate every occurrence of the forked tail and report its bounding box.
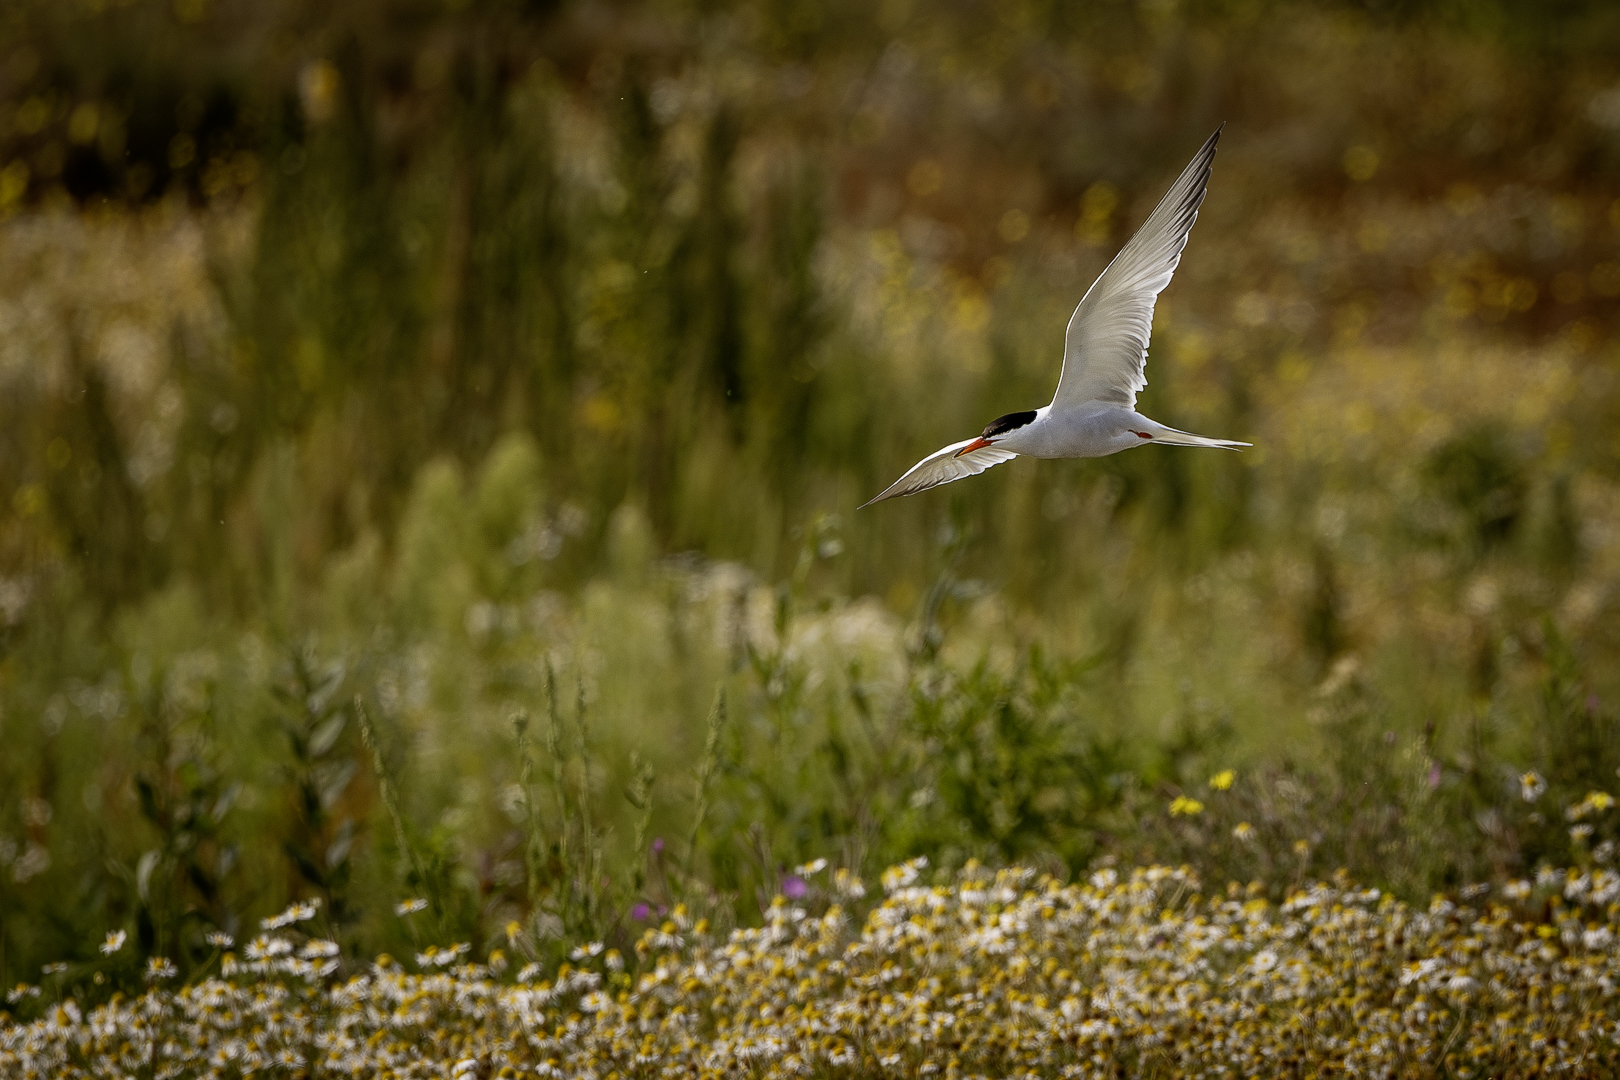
[1148,423,1251,450]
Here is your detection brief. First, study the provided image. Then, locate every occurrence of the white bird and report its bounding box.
[863,126,1249,507]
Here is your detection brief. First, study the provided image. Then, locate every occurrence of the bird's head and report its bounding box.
[956,409,1037,456]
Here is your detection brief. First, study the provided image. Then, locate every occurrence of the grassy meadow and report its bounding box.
[4,0,1620,1069]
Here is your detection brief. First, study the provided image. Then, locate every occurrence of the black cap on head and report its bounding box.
[981,410,1037,439]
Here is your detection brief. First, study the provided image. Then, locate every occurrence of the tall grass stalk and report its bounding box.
[510,710,546,911]
[685,689,728,882]
[571,677,605,933]
[544,663,568,865]
[353,697,438,936]
[626,750,655,895]
[572,678,594,879]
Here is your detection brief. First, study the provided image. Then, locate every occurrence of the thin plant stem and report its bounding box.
[685,687,727,880]
[511,710,546,910]
[627,750,655,894]
[573,677,593,872]
[573,677,599,928]
[544,663,568,864]
[354,696,437,933]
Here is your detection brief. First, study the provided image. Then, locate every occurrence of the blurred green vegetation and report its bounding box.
[3,0,1620,1000]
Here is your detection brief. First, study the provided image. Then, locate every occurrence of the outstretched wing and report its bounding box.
[861,439,1019,506]
[1053,126,1221,412]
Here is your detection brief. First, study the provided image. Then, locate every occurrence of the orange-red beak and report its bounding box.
[954,437,994,457]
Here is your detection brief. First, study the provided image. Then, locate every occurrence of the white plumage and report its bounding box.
[864,126,1249,508]
[860,438,1021,505]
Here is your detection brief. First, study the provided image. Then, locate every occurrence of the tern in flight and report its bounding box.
[863,126,1249,507]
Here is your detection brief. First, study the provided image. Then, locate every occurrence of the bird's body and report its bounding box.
[980,403,1243,459]
[863,126,1249,507]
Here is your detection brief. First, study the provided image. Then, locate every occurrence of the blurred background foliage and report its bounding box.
[4,0,1620,996]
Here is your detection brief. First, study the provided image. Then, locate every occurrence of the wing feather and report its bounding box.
[1053,126,1221,411]
[861,439,1019,506]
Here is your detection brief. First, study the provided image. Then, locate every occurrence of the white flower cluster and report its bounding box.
[4,862,1620,1078]
[260,897,322,930]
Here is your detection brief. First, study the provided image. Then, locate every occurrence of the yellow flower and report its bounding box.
[1208,770,1235,791]
[1169,796,1205,817]
[1232,822,1255,841]
[1566,791,1615,821]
